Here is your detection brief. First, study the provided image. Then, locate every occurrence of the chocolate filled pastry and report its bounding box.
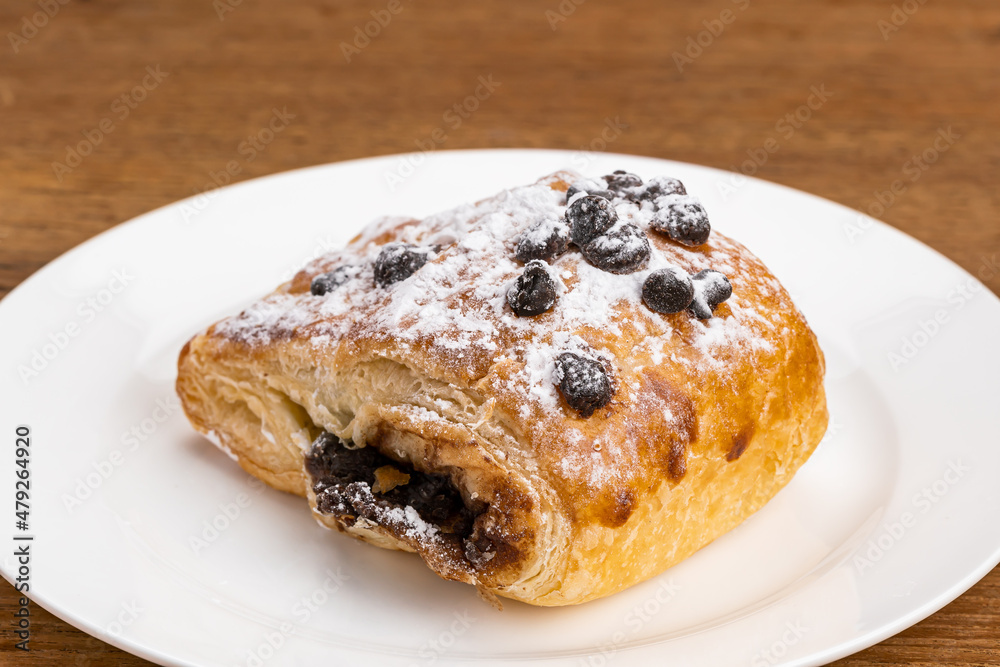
[176,170,828,606]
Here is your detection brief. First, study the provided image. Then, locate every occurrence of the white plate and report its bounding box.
[2,149,999,667]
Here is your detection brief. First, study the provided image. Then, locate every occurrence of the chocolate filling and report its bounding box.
[305,432,494,563]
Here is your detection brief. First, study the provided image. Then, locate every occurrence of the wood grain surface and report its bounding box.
[1,0,998,664]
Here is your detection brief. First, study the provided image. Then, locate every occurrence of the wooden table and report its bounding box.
[1,0,998,664]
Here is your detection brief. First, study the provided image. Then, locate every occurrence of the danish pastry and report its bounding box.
[176,170,828,606]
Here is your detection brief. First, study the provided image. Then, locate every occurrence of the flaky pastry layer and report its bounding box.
[176,171,828,606]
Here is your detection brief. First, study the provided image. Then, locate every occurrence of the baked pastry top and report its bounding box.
[176,170,828,606]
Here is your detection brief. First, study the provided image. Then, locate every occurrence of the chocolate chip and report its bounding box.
[581,223,650,274]
[507,260,558,316]
[374,243,430,287]
[555,352,613,417]
[310,266,355,296]
[567,179,616,202]
[650,197,711,246]
[574,187,616,201]
[515,219,570,264]
[689,269,733,319]
[566,195,618,247]
[630,176,687,204]
[603,170,643,192]
[642,267,695,314]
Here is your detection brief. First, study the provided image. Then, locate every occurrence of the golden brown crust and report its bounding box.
[176,171,827,605]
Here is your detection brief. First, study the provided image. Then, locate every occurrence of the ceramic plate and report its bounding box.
[2,150,999,667]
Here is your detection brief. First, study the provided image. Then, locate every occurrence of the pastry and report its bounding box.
[176,169,828,606]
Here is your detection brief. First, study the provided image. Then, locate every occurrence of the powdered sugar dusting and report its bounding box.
[340,482,442,543]
[203,429,239,462]
[212,172,792,482]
